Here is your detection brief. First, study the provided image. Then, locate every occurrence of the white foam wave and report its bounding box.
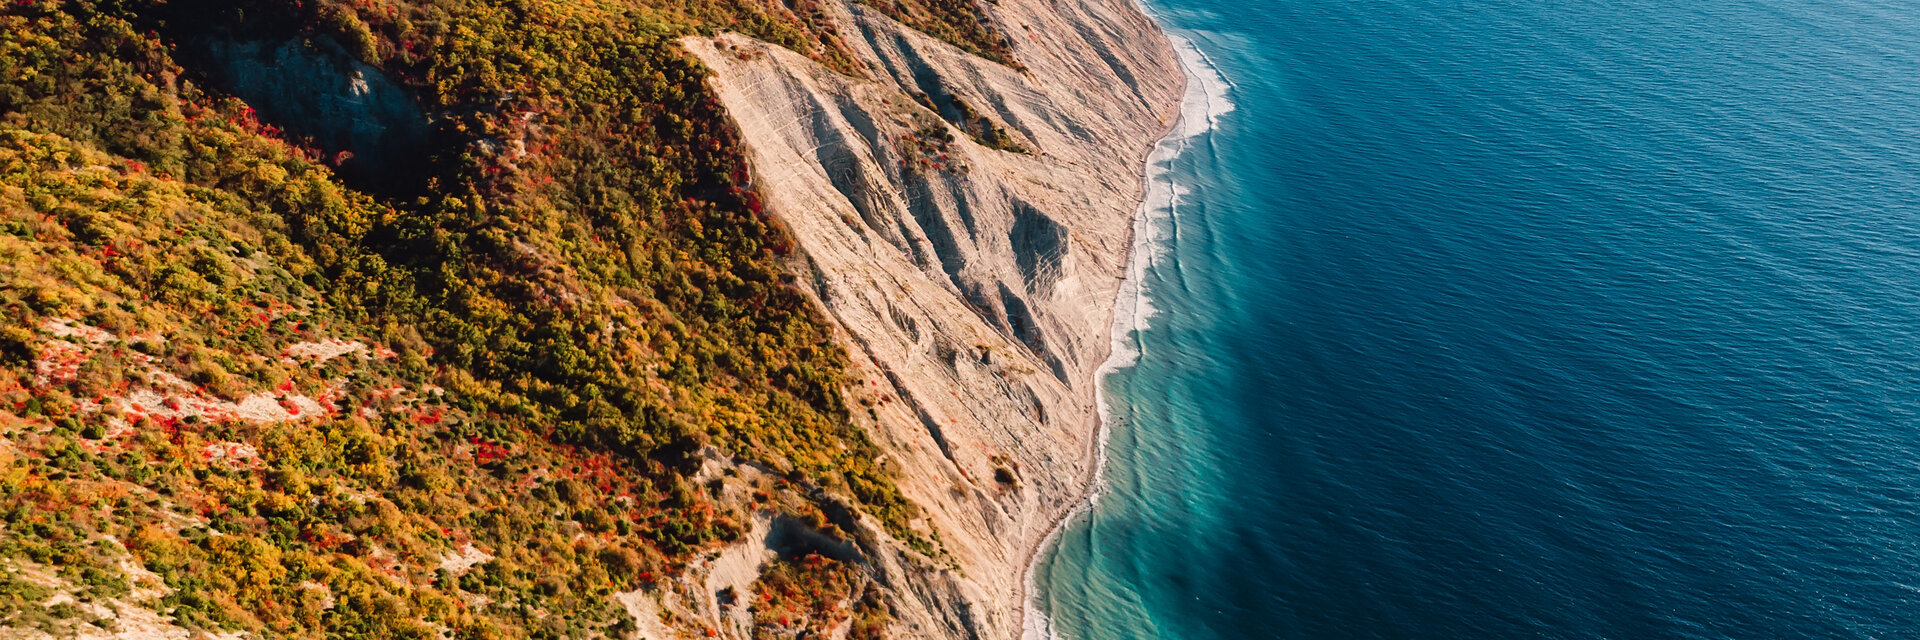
[1021,26,1235,640]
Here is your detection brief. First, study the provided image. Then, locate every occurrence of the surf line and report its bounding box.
[1019,22,1236,640]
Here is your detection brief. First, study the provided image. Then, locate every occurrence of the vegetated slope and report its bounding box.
[0,0,1018,637]
[854,0,1020,68]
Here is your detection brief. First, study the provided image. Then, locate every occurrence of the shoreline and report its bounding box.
[1016,20,1237,640]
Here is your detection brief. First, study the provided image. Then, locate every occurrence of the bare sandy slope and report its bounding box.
[681,0,1182,637]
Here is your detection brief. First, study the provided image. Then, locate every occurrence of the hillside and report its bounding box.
[0,0,1180,637]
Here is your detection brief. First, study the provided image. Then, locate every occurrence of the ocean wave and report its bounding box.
[1021,25,1235,640]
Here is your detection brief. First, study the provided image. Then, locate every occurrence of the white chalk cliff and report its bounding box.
[680,0,1184,637]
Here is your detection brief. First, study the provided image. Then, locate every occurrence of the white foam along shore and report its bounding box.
[1019,23,1237,640]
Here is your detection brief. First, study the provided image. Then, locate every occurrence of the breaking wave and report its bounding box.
[1021,24,1235,640]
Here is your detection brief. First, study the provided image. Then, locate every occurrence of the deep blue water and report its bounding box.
[1035,0,1920,638]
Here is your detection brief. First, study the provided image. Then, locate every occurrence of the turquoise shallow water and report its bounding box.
[1036,0,1920,638]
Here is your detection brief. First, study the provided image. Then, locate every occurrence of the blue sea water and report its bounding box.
[1034,0,1920,638]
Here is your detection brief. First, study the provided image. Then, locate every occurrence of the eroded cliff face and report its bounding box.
[681,1,1183,637]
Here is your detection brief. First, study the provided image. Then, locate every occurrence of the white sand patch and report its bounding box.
[285,339,367,364]
[612,590,673,640]
[299,581,336,611]
[122,388,229,421]
[231,393,325,422]
[438,543,493,575]
[32,339,87,386]
[42,318,115,344]
[201,442,260,468]
[118,388,330,425]
[139,368,194,392]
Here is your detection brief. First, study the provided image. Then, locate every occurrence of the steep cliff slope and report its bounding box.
[0,0,1178,637]
[684,0,1182,635]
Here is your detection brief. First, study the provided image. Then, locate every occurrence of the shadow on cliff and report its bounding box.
[155,2,437,198]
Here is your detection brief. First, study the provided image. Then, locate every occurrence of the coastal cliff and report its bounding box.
[682,1,1183,637]
[0,0,1177,637]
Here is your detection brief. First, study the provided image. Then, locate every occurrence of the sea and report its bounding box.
[1032,0,1920,638]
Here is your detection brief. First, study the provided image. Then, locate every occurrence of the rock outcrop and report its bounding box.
[683,0,1183,636]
